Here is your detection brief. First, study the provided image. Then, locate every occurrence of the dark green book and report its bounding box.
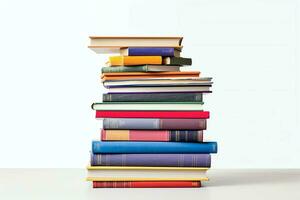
[163,57,192,66]
[103,93,203,102]
[102,65,181,73]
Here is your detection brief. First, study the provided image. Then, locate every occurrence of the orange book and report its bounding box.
[101,71,200,81]
[107,56,162,66]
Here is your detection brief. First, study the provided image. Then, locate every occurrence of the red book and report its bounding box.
[93,181,201,188]
[96,111,209,119]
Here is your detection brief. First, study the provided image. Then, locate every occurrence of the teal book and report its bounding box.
[92,141,218,154]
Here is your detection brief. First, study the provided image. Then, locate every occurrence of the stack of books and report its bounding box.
[87,36,218,188]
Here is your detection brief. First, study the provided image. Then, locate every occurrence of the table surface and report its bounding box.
[1,169,299,200]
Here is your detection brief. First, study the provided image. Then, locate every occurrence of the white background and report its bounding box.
[0,0,299,168]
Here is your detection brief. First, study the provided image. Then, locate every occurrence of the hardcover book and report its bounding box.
[86,166,209,181]
[106,86,211,93]
[101,130,203,142]
[101,71,200,81]
[91,102,203,111]
[101,65,181,73]
[107,56,162,66]
[92,141,218,154]
[96,111,209,119]
[89,36,183,54]
[93,181,201,188]
[103,78,213,88]
[102,92,203,102]
[163,57,192,66]
[91,153,211,167]
[103,118,207,130]
[120,47,181,57]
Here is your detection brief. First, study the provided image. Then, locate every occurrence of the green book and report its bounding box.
[163,57,192,66]
[102,65,181,73]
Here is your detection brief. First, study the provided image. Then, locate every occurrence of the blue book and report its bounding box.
[121,47,178,56]
[92,141,217,154]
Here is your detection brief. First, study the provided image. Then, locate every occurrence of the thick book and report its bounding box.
[91,153,211,167]
[92,102,203,111]
[107,56,162,66]
[96,111,209,119]
[163,57,192,66]
[101,71,200,81]
[103,118,207,130]
[103,78,212,88]
[101,130,203,142]
[102,93,203,102]
[101,65,181,73]
[88,36,183,54]
[120,47,180,57]
[93,181,201,188]
[86,166,209,181]
[92,141,218,154]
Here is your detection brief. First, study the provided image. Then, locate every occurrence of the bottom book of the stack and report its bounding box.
[86,166,208,188]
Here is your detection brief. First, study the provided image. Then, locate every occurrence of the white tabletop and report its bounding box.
[0,169,299,200]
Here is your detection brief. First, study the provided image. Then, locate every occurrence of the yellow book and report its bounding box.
[86,166,209,181]
[107,56,162,66]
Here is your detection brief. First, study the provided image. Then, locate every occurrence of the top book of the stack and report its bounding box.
[88,36,183,54]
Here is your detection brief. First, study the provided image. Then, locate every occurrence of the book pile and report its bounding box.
[86,36,218,188]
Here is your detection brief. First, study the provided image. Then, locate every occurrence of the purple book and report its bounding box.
[124,47,175,56]
[91,153,211,167]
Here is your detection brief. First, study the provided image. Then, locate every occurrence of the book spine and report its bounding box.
[127,47,175,56]
[123,56,162,65]
[101,130,203,142]
[102,93,203,102]
[165,57,192,65]
[103,118,207,130]
[91,153,211,167]
[96,111,209,119]
[93,181,201,188]
[102,66,147,73]
[92,141,218,154]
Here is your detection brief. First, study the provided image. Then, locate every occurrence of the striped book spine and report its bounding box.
[93,181,201,188]
[91,153,211,167]
[101,130,203,142]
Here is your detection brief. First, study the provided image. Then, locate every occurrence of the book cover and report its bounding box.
[106,86,211,93]
[91,102,203,111]
[102,93,203,102]
[91,153,211,167]
[86,166,208,180]
[101,65,181,73]
[101,130,203,142]
[93,181,201,188]
[92,141,217,154]
[88,36,183,54]
[163,57,192,65]
[86,177,208,181]
[101,71,200,81]
[103,118,207,130]
[96,110,209,119]
[103,78,213,88]
[107,56,162,66]
[120,47,179,57]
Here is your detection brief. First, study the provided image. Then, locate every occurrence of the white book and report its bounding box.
[91,102,203,111]
[107,86,211,93]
